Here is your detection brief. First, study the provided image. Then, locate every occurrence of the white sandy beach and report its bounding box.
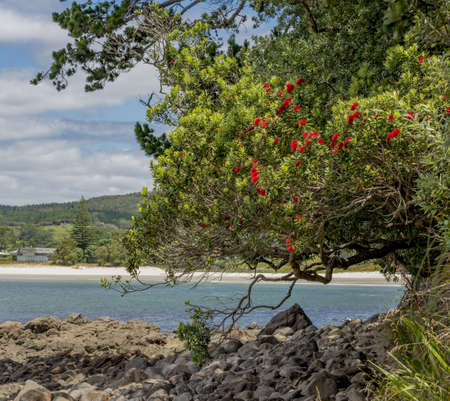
[0,264,404,286]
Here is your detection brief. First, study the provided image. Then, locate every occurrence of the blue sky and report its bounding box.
[0,0,268,206]
[0,0,165,205]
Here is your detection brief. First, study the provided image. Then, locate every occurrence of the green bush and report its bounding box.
[177,305,212,367]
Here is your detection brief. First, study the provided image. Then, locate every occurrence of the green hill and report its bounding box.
[0,193,142,229]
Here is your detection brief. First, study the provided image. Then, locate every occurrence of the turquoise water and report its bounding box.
[0,279,404,332]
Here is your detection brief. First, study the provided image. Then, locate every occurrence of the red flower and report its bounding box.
[278,90,284,97]
[224,216,231,221]
[265,88,272,93]
[296,78,306,85]
[254,118,262,126]
[337,141,343,148]
[261,120,267,129]
[179,153,184,158]
[201,223,207,228]
[350,102,359,110]
[375,114,380,119]
[286,238,290,244]
[237,133,243,139]
[250,166,259,175]
[445,107,450,114]
[386,128,400,142]
[298,146,307,153]
[286,82,295,93]
[330,132,340,148]
[169,59,175,65]
[290,139,298,152]
[257,188,266,196]
[344,137,351,148]
[332,149,342,155]
[263,82,270,88]
[388,114,394,121]
[244,126,254,133]
[305,140,312,146]
[274,138,280,144]
[276,98,292,115]
[317,138,325,144]
[293,196,299,203]
[210,162,215,166]
[234,166,240,173]
[288,245,294,252]
[296,214,302,220]
[295,160,301,167]
[252,159,258,164]
[299,119,307,126]
[302,131,309,138]
[251,175,259,183]
[419,57,425,63]
[406,112,415,120]
[311,131,319,137]
[425,117,430,121]
[293,105,301,111]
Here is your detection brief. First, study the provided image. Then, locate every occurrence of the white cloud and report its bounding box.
[0,5,66,44]
[0,139,151,205]
[0,63,159,116]
[0,116,135,141]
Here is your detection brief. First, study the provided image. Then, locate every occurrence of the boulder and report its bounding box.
[259,304,313,336]
[65,314,89,325]
[302,370,338,401]
[14,381,51,401]
[24,317,61,334]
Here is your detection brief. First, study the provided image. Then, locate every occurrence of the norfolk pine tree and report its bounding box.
[71,197,95,259]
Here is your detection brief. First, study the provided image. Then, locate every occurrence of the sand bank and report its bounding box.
[0,264,403,286]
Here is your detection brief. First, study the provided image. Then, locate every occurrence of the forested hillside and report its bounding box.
[0,193,142,228]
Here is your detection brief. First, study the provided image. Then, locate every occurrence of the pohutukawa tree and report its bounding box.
[38,0,449,326]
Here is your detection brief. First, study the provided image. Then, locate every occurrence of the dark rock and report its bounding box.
[302,370,337,401]
[24,318,61,334]
[259,304,312,336]
[257,335,280,346]
[173,393,193,401]
[124,357,148,371]
[223,339,243,354]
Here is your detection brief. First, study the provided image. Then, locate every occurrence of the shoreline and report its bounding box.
[0,264,404,286]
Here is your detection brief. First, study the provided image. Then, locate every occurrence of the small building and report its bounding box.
[17,248,56,263]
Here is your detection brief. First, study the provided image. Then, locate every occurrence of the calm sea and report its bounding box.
[0,279,404,332]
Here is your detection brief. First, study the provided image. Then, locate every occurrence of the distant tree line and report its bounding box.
[51,197,128,266]
[0,193,142,228]
[0,197,128,266]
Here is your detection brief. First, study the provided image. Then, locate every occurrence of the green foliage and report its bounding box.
[51,236,82,266]
[177,305,212,367]
[94,239,127,266]
[135,122,171,157]
[372,268,450,400]
[71,197,95,256]
[0,226,17,251]
[0,193,141,228]
[374,317,449,400]
[124,29,449,283]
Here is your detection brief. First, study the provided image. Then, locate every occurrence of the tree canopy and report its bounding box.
[38,0,449,323]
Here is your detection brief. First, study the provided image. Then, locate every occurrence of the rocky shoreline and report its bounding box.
[0,305,395,401]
